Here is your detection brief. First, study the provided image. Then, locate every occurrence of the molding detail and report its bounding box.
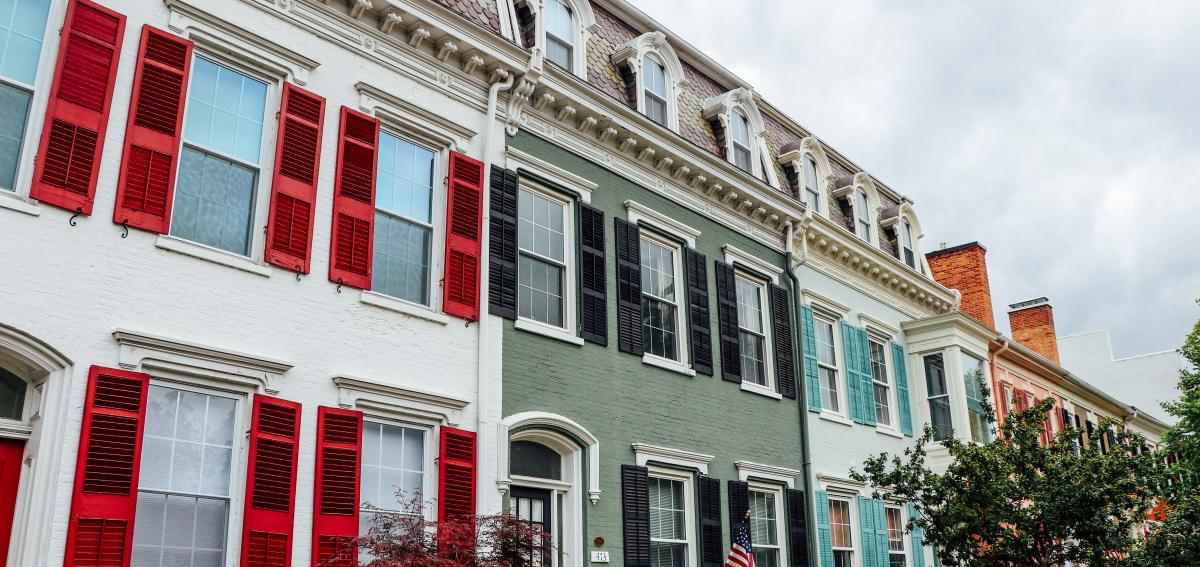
[333,375,469,426]
[113,328,292,393]
[625,200,700,246]
[632,442,714,474]
[167,0,320,84]
[501,411,602,505]
[356,81,478,150]
[735,461,801,487]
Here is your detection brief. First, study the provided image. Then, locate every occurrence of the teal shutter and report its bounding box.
[874,500,888,567]
[909,504,925,567]
[858,496,876,567]
[841,322,861,422]
[892,342,913,436]
[842,323,875,425]
[802,306,821,412]
[857,326,877,426]
[816,491,833,567]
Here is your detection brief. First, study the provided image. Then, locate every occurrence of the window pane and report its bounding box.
[731,111,750,145]
[734,145,752,173]
[740,331,766,386]
[820,367,839,412]
[870,340,890,425]
[518,255,564,326]
[171,147,257,255]
[0,81,31,190]
[375,132,434,223]
[749,491,778,546]
[643,56,666,97]
[0,0,51,86]
[735,278,763,333]
[646,95,667,126]
[510,440,562,480]
[183,58,266,164]
[815,320,836,365]
[132,493,228,567]
[640,238,676,301]
[649,477,686,545]
[361,422,425,517]
[642,296,677,360]
[372,213,431,304]
[546,36,572,71]
[0,367,25,420]
[139,385,237,498]
[518,189,566,262]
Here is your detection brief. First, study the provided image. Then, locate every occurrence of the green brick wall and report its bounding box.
[501,132,805,565]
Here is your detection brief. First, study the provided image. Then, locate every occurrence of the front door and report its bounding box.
[0,439,24,565]
[510,487,553,566]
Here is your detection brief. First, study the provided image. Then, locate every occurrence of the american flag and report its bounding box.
[725,517,754,567]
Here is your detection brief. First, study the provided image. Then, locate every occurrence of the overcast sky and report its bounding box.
[632,0,1200,358]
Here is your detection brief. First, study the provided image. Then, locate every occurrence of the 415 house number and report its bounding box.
[590,550,611,563]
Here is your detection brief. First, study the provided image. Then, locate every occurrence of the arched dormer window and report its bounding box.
[514,0,595,79]
[832,172,882,244]
[702,88,781,187]
[802,155,822,213]
[779,137,834,215]
[880,202,927,273]
[612,32,686,131]
[854,188,872,240]
[544,0,574,70]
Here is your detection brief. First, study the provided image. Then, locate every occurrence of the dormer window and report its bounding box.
[545,0,574,71]
[855,188,871,241]
[901,219,916,268]
[643,56,667,126]
[731,110,753,173]
[803,155,821,213]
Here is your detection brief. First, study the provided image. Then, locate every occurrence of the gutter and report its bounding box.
[784,217,818,567]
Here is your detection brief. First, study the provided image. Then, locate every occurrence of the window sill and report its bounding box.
[0,192,39,216]
[641,354,696,377]
[360,291,449,325]
[514,318,584,346]
[155,235,271,277]
[740,382,782,399]
[818,411,854,427]
[875,425,904,439]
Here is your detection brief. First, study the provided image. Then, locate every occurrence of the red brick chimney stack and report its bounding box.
[1008,298,1061,363]
[925,242,996,329]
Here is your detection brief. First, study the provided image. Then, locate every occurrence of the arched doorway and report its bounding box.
[0,367,28,562]
[508,432,580,567]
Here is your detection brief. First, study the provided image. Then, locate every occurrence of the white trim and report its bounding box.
[611,32,687,132]
[736,461,800,487]
[741,382,782,399]
[360,291,452,325]
[636,229,690,366]
[166,0,320,84]
[523,0,595,79]
[819,411,853,427]
[515,318,585,346]
[733,271,774,392]
[700,88,781,188]
[800,289,851,318]
[723,244,782,283]
[779,138,835,217]
[500,411,601,505]
[625,200,700,247]
[747,481,789,565]
[817,474,868,492]
[516,180,578,334]
[155,235,273,277]
[508,428,584,566]
[333,374,470,427]
[506,146,596,202]
[642,353,697,377]
[113,328,291,394]
[0,192,39,217]
[858,313,899,337]
[632,442,714,474]
[356,81,478,151]
[646,466,698,567]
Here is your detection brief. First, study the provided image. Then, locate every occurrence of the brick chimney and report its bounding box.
[1008,298,1060,363]
[925,242,995,328]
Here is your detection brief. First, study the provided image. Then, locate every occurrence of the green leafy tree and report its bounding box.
[851,370,1161,566]
[1130,303,1200,566]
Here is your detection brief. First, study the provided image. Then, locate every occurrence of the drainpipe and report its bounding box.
[991,339,1011,426]
[476,68,516,516]
[784,218,818,567]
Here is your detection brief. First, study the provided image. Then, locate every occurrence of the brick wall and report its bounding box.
[926,242,996,329]
[1009,301,1061,363]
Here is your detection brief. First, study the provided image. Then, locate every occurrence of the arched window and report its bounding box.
[544,0,574,71]
[643,56,668,126]
[802,155,821,213]
[0,367,26,420]
[855,188,872,241]
[510,440,563,480]
[901,218,916,269]
[612,32,686,131]
[731,109,753,173]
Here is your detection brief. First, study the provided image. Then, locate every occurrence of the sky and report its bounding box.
[630,0,1200,358]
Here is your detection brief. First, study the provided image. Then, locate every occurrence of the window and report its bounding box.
[829,498,853,567]
[802,155,821,213]
[900,219,916,269]
[0,0,51,191]
[0,367,26,420]
[961,353,989,443]
[736,275,770,387]
[815,316,840,412]
[510,488,552,566]
[649,476,688,567]
[885,506,906,567]
[133,384,239,567]
[544,0,573,72]
[518,186,570,328]
[924,353,951,440]
[172,57,269,256]
[373,132,436,304]
[730,110,752,173]
[640,234,682,361]
[510,440,562,480]
[869,338,891,427]
[750,489,785,567]
[360,421,426,532]
[643,56,667,126]
[855,189,871,241]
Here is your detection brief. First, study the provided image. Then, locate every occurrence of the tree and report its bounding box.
[1129,303,1200,566]
[851,370,1162,567]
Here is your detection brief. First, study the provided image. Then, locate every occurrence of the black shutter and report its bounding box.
[727,480,750,543]
[770,283,796,398]
[621,464,651,567]
[488,166,519,319]
[686,248,713,375]
[579,203,607,345]
[698,476,723,567]
[615,217,644,355]
[787,488,810,567]
[715,262,741,383]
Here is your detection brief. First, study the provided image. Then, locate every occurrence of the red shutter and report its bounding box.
[266,83,325,273]
[442,151,484,320]
[311,406,362,567]
[30,0,126,215]
[241,395,301,567]
[63,365,149,567]
[327,107,378,290]
[437,427,477,549]
[112,26,192,233]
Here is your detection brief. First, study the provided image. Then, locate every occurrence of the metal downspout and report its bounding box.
[785,219,818,567]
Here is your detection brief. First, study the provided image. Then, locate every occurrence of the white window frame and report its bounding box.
[638,229,690,370]
[136,380,249,567]
[514,180,579,344]
[610,32,685,132]
[734,271,775,397]
[814,311,848,421]
[700,89,782,189]
[960,351,990,443]
[646,465,697,567]
[369,128,446,310]
[525,0,593,80]
[0,0,60,208]
[167,51,281,263]
[801,154,822,214]
[730,109,754,174]
[642,55,669,127]
[923,351,953,441]
[867,332,898,432]
[854,187,872,242]
[748,481,788,567]
[901,218,917,269]
[884,504,908,567]
[359,417,436,522]
[828,495,856,567]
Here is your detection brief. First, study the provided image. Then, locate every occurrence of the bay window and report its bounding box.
[869,338,892,427]
[924,353,951,440]
[962,353,989,442]
[372,132,436,304]
[649,475,689,567]
[133,384,239,567]
[815,315,840,412]
[730,110,752,173]
[172,57,268,256]
[0,0,51,192]
[735,274,771,388]
[640,233,682,361]
[518,186,570,328]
